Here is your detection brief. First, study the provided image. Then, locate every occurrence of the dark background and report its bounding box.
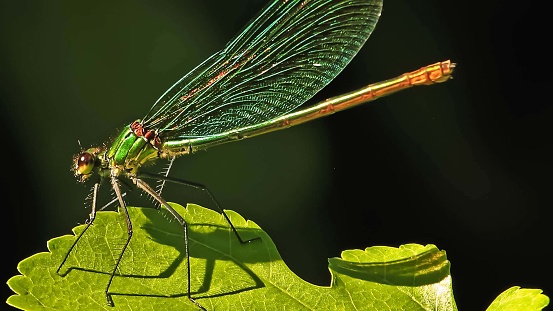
[1,1,551,310]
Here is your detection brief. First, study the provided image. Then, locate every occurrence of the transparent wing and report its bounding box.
[142,0,383,139]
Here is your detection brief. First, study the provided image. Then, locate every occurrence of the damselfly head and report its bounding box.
[73,147,103,182]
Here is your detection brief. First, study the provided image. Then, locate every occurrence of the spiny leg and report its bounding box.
[104,175,133,307]
[132,177,206,311]
[57,182,100,275]
[156,156,175,197]
[98,192,127,212]
[138,172,261,244]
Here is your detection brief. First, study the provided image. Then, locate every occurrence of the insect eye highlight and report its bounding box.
[76,152,95,175]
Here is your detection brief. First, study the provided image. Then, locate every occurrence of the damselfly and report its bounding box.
[57,0,454,309]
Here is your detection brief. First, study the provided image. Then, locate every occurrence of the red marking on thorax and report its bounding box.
[131,121,144,136]
[153,136,162,149]
[130,121,160,148]
[144,130,155,140]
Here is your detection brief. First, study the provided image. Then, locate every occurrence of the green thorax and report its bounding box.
[105,124,159,172]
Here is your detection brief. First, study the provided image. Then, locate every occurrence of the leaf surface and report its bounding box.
[6,203,545,310]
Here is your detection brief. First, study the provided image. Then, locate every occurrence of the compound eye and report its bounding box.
[76,152,95,175]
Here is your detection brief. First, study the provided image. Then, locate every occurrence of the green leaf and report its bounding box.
[5,203,548,310]
[486,286,549,311]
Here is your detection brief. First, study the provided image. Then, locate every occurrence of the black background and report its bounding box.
[1,1,551,310]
